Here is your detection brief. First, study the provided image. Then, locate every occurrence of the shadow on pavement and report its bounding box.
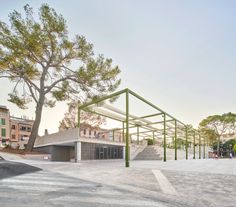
[0,159,42,180]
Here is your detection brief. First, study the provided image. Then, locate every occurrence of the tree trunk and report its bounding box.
[26,95,45,152]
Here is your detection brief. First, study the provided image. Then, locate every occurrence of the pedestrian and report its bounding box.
[229,152,233,159]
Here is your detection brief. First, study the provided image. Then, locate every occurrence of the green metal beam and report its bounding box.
[129,112,163,121]
[116,120,173,132]
[163,113,167,162]
[79,89,127,110]
[174,120,177,160]
[128,89,186,126]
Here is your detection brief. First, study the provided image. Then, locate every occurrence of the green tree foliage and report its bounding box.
[0,4,121,151]
[199,113,236,156]
[213,139,236,156]
[146,138,154,145]
[199,128,217,147]
[233,144,236,154]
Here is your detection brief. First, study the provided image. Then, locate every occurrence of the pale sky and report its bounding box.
[0,0,236,135]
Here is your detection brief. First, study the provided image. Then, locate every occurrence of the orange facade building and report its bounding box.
[0,105,34,148]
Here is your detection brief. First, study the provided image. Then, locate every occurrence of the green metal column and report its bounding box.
[77,109,81,129]
[185,127,188,160]
[137,125,139,144]
[199,134,201,159]
[112,130,115,142]
[203,135,206,159]
[76,109,81,163]
[193,131,196,159]
[122,122,125,142]
[125,90,130,167]
[174,120,177,160]
[163,113,167,162]
[153,131,155,145]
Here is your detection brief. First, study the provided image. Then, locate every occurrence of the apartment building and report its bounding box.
[0,105,34,148]
[0,106,10,146]
[10,116,34,148]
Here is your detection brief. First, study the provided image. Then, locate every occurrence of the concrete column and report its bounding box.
[75,141,81,162]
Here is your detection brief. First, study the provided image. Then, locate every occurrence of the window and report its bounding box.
[89,130,91,135]
[1,128,6,137]
[20,126,26,131]
[12,134,16,139]
[11,125,16,129]
[27,127,31,132]
[0,118,6,125]
[83,129,86,135]
[94,131,96,136]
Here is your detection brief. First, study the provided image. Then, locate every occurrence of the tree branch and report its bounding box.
[25,80,38,103]
[44,75,74,94]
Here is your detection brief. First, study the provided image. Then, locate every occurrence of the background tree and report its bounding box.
[233,144,236,155]
[199,113,236,156]
[199,128,217,147]
[0,4,121,151]
[59,101,106,130]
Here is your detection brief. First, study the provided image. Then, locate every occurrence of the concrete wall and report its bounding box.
[36,145,74,161]
[35,128,78,147]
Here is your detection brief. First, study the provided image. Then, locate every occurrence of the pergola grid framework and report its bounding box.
[78,88,207,167]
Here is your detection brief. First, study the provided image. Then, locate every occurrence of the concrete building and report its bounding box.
[0,105,34,148]
[0,106,10,146]
[34,125,125,162]
[10,116,34,149]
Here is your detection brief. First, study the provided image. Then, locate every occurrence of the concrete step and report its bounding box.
[133,146,162,160]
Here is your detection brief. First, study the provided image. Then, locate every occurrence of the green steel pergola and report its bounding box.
[78,88,207,167]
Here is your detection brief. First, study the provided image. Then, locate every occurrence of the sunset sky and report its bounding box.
[1,0,236,135]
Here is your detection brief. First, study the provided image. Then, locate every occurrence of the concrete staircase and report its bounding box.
[133,145,162,160]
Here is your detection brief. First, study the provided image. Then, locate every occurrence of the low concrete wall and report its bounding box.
[22,154,51,161]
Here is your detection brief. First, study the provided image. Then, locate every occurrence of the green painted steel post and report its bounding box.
[112,130,115,142]
[193,131,196,159]
[77,109,81,129]
[163,113,167,162]
[137,125,139,144]
[153,131,155,145]
[76,109,81,163]
[185,127,188,160]
[203,135,206,159]
[199,134,201,159]
[125,90,130,167]
[174,120,177,160]
[122,122,125,142]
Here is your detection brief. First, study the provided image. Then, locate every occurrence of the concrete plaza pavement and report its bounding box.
[0,153,236,207]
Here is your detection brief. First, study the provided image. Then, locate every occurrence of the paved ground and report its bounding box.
[0,152,236,207]
[0,159,41,179]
